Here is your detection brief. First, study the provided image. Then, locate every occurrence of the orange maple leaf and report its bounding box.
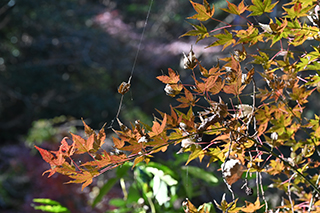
[241,198,264,212]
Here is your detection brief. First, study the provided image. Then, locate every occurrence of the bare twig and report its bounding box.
[259,172,268,211]
[287,173,296,213]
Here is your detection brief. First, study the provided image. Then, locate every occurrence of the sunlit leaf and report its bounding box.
[186,145,205,165]
[180,22,209,43]
[188,0,215,21]
[241,197,264,212]
[221,0,247,15]
[207,29,235,50]
[248,0,278,16]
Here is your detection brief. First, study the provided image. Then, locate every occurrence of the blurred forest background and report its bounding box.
[1,0,304,212]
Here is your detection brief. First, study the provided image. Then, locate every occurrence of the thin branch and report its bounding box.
[247,136,320,195]
[259,171,268,211]
[308,174,320,213]
[288,173,296,213]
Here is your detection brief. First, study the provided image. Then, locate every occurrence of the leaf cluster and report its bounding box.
[36,0,320,212]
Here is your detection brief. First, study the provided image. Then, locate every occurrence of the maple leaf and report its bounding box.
[156,68,180,84]
[290,81,314,105]
[180,22,209,43]
[267,159,285,175]
[82,119,95,135]
[188,0,214,22]
[185,144,205,165]
[149,114,167,137]
[194,76,222,94]
[79,120,106,152]
[35,140,76,178]
[251,51,272,70]
[67,170,99,191]
[235,23,263,46]
[269,18,287,34]
[35,145,57,165]
[248,0,278,16]
[94,126,106,151]
[35,145,63,177]
[282,2,312,19]
[83,150,127,169]
[176,88,199,108]
[207,29,235,50]
[45,138,75,171]
[221,0,247,15]
[59,137,75,157]
[72,133,94,154]
[132,155,151,168]
[207,147,225,165]
[241,198,264,212]
[156,106,181,128]
[119,140,143,155]
[290,24,320,46]
[223,79,245,96]
[208,63,221,76]
[112,136,125,149]
[214,195,241,213]
[182,199,198,213]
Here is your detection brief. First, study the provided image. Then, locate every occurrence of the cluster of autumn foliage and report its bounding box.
[36,0,320,212]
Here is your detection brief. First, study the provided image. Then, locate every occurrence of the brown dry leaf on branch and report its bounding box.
[118,81,131,95]
[221,157,246,186]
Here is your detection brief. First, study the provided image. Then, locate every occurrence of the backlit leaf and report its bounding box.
[72,133,94,154]
[221,0,247,15]
[188,0,214,21]
[207,29,235,50]
[186,145,205,165]
[113,136,124,149]
[248,0,278,16]
[241,198,264,212]
[149,114,167,137]
[156,68,180,84]
[67,170,99,191]
[180,22,209,43]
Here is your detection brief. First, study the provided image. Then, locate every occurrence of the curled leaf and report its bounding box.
[183,48,197,70]
[118,81,131,95]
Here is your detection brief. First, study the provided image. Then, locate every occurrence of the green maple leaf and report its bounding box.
[207,29,235,50]
[185,145,205,165]
[248,0,278,16]
[283,2,313,19]
[180,22,209,43]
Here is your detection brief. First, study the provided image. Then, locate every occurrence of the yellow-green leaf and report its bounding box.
[248,0,278,16]
[221,0,247,15]
[188,0,214,21]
